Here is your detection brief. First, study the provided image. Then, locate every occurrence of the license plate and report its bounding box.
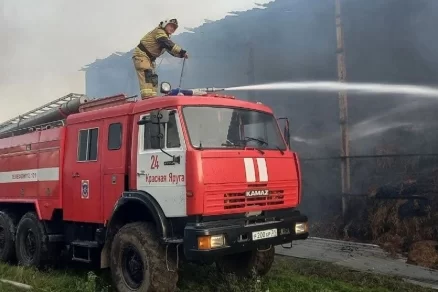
[252,228,278,241]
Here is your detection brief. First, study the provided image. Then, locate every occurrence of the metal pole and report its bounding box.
[335,0,351,219]
[179,58,186,88]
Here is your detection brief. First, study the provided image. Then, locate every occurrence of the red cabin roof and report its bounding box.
[66,95,273,125]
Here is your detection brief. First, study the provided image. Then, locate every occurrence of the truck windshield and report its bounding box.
[182,106,287,150]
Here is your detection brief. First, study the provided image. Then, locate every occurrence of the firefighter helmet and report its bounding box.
[160,18,179,30]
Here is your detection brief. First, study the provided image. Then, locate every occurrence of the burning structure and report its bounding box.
[81,0,438,268]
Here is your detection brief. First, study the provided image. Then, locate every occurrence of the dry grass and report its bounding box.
[368,196,438,256]
[407,241,438,269]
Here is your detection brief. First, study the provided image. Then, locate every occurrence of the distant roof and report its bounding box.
[81,52,128,71]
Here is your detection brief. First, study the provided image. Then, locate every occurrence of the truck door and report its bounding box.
[63,121,103,223]
[136,109,187,217]
[102,117,128,222]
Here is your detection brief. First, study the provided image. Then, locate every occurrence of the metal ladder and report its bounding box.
[0,93,85,130]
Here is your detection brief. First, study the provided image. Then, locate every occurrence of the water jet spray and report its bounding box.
[220,81,438,98]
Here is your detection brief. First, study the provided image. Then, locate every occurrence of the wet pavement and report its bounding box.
[276,237,438,289]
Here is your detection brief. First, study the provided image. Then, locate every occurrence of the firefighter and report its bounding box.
[133,18,188,99]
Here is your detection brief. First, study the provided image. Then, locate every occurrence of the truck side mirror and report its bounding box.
[277,117,291,148]
[150,110,169,124]
[137,110,170,125]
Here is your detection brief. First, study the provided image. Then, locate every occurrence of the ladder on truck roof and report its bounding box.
[0,93,85,130]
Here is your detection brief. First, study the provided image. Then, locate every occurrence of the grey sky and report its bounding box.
[0,0,271,120]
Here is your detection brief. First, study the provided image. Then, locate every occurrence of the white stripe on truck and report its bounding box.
[256,158,268,182]
[244,158,256,182]
[0,167,59,183]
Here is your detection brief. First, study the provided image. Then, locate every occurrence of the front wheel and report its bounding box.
[110,222,178,292]
[216,246,275,277]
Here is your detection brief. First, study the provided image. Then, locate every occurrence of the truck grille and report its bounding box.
[203,182,298,215]
[224,190,284,210]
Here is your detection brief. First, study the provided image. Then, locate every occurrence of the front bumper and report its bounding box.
[183,210,308,262]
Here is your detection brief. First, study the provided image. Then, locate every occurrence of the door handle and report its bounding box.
[72,172,80,178]
[137,170,146,176]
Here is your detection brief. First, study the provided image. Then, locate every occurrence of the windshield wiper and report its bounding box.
[221,139,237,147]
[197,140,203,150]
[253,148,265,154]
[238,137,266,154]
[243,136,268,146]
[241,137,284,154]
[275,145,284,155]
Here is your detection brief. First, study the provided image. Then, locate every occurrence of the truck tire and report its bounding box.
[216,246,275,277]
[110,222,178,292]
[0,211,17,262]
[15,212,50,267]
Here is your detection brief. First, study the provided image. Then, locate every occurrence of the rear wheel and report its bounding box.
[0,211,17,262]
[110,222,178,292]
[216,246,275,277]
[15,212,50,267]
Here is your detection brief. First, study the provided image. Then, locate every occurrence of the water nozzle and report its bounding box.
[191,87,225,93]
[206,87,226,92]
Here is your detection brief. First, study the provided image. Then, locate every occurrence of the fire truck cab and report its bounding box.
[0,83,308,292]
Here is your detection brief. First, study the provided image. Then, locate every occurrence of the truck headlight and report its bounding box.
[198,234,225,250]
[295,222,308,235]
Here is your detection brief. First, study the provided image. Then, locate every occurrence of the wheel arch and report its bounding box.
[100,191,171,269]
[0,201,41,220]
[106,190,171,241]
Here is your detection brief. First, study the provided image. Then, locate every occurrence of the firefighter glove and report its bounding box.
[180,50,188,59]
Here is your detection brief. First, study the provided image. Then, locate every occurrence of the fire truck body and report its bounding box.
[0,87,308,292]
[0,127,62,219]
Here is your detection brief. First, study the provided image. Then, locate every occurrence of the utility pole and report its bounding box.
[247,41,255,101]
[335,0,351,219]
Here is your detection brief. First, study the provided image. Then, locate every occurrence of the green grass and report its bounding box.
[0,256,434,292]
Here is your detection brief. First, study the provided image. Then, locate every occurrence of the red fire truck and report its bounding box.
[0,83,308,292]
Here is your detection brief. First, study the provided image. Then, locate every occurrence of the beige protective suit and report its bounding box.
[133,20,187,98]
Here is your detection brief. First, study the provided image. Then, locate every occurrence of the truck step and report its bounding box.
[71,241,99,263]
[72,256,92,264]
[164,237,183,244]
[71,240,99,248]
